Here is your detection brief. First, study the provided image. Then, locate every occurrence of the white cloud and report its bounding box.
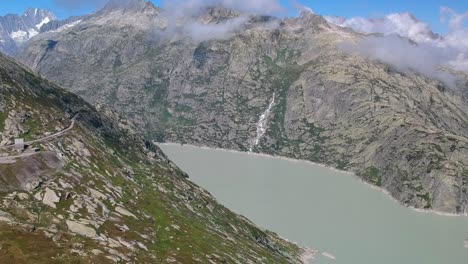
[154,0,283,43]
[288,0,314,14]
[341,35,458,87]
[440,7,468,31]
[438,7,468,55]
[328,7,468,87]
[325,13,437,43]
[184,16,249,42]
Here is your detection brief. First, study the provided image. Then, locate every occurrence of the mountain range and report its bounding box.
[14,0,468,214]
[0,0,467,262]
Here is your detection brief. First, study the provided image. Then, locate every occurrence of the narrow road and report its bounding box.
[25,114,78,145]
[0,114,78,151]
[0,152,40,164]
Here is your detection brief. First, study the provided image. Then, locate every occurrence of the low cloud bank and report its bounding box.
[154,0,283,43]
[341,35,458,87]
[327,7,468,86]
[184,16,250,42]
[325,13,437,43]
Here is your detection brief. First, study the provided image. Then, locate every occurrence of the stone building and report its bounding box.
[14,138,25,151]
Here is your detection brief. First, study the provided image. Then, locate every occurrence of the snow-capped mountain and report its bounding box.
[0,8,57,54]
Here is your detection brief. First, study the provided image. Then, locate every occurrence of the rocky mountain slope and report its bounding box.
[0,8,56,55]
[17,0,468,213]
[0,53,310,263]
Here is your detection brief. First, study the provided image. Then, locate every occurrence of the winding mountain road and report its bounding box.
[0,152,41,164]
[24,114,78,145]
[0,114,78,161]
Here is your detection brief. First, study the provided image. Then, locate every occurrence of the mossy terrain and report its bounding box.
[0,111,6,132]
[0,222,99,264]
[361,166,382,187]
[263,49,306,151]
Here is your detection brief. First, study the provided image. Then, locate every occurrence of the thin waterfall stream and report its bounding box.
[249,93,275,152]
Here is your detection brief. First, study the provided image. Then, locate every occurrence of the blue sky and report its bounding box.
[0,0,466,33]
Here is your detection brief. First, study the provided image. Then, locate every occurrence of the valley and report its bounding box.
[16,0,468,214]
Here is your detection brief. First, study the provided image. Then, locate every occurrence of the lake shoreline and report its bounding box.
[158,142,468,218]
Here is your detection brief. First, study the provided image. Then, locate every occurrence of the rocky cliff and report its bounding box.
[17,1,468,213]
[0,53,308,263]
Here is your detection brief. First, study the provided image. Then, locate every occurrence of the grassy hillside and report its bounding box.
[0,53,310,263]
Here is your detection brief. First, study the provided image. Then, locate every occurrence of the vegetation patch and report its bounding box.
[24,117,42,140]
[361,166,382,187]
[174,104,192,112]
[335,159,349,170]
[0,111,6,132]
[417,192,432,209]
[0,223,86,264]
[262,49,307,150]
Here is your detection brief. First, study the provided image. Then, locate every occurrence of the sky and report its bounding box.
[0,0,466,34]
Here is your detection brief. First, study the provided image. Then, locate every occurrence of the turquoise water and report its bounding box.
[159,144,468,264]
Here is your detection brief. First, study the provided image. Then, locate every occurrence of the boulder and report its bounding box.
[42,188,60,208]
[66,220,97,238]
[0,210,13,223]
[16,192,30,200]
[115,206,137,219]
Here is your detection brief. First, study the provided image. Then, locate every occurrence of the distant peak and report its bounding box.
[297,10,330,28]
[197,7,241,22]
[101,0,155,12]
[22,7,56,19]
[298,7,315,17]
[24,7,38,14]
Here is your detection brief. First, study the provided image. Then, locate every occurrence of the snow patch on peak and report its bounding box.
[36,17,51,29]
[53,20,82,33]
[10,28,39,44]
[10,30,28,43]
[28,28,39,38]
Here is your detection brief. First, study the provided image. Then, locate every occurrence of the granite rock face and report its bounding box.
[18,2,468,213]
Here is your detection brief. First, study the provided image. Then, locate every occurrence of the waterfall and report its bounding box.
[249,93,275,152]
